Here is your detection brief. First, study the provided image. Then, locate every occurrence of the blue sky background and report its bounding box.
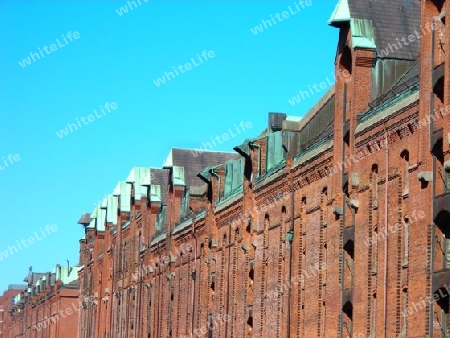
[0,0,337,292]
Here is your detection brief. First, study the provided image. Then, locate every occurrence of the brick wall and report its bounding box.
[72,1,450,338]
[0,288,24,338]
[9,285,79,338]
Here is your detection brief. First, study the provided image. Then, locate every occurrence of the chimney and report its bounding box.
[56,264,61,281]
[268,113,287,132]
[41,276,46,291]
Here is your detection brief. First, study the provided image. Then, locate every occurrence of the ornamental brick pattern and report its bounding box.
[8,267,80,338]
[0,286,24,338]
[5,1,450,337]
[75,1,450,337]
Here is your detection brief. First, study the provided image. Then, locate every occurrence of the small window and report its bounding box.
[400,150,410,197]
[402,217,410,268]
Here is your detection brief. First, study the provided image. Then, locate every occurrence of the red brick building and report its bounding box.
[0,285,25,338]
[71,0,450,337]
[9,265,80,338]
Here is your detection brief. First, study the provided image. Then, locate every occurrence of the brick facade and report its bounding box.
[3,1,450,337]
[8,266,80,338]
[75,1,450,337]
[0,286,25,338]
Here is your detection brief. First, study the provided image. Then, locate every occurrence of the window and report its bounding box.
[368,292,377,338]
[431,0,445,13]
[399,288,407,337]
[342,302,353,337]
[400,150,410,197]
[343,240,354,290]
[224,159,244,197]
[402,217,410,268]
[372,164,379,209]
[266,132,284,172]
[323,243,327,285]
[434,287,449,337]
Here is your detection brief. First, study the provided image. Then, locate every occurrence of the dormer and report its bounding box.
[126,167,149,208]
[328,0,350,28]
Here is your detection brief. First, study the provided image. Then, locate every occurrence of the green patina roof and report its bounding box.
[329,1,376,50]
[126,167,149,200]
[351,18,376,49]
[328,0,350,27]
[355,85,419,135]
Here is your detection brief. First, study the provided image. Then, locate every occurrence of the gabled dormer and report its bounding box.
[163,148,235,229]
[126,167,149,209]
[330,0,420,124]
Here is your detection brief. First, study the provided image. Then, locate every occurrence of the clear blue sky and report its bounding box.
[0,0,337,292]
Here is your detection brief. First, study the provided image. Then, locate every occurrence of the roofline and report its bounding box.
[170,147,235,154]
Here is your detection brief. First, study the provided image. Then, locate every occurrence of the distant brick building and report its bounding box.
[68,0,450,337]
[0,285,25,338]
[9,265,80,338]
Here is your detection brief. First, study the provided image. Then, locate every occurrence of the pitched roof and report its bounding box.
[77,212,91,225]
[163,148,237,188]
[7,284,26,291]
[23,272,46,285]
[150,168,169,204]
[348,0,420,60]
